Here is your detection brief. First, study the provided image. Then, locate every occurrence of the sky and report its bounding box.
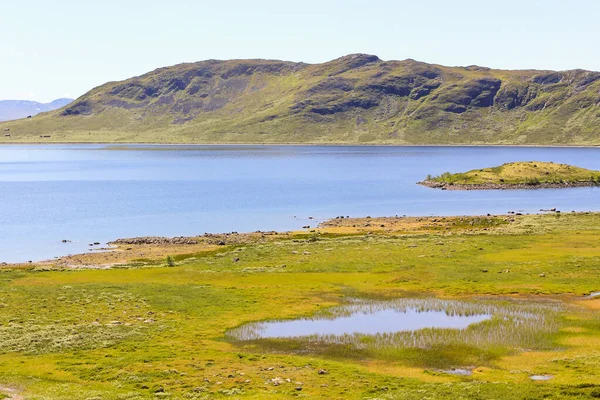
[1,0,599,102]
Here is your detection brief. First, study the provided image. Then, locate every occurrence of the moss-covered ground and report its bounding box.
[1,213,600,399]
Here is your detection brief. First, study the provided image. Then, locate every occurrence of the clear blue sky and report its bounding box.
[1,0,599,102]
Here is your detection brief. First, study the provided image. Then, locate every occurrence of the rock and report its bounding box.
[318,369,328,375]
[232,257,240,263]
[295,386,303,391]
[111,236,198,245]
[539,273,546,277]
[270,377,283,386]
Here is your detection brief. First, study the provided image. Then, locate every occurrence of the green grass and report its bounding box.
[0,213,599,398]
[426,161,600,186]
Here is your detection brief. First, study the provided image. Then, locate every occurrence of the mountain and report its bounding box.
[1,55,599,145]
[0,98,73,122]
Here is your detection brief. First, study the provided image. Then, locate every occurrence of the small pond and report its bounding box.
[227,298,562,350]
[231,307,490,340]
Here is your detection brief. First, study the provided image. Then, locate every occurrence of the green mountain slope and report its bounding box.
[2,54,600,144]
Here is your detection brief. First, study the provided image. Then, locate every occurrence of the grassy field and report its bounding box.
[1,213,600,399]
[422,161,600,187]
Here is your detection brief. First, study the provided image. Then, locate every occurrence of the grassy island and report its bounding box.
[420,161,600,190]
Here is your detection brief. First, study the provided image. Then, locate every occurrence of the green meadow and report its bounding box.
[1,213,600,399]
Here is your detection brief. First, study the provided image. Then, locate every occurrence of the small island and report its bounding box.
[420,161,600,190]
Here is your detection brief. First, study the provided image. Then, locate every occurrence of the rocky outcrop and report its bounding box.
[419,180,600,190]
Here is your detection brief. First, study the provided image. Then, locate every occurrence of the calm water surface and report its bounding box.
[1,144,599,262]
[230,308,491,339]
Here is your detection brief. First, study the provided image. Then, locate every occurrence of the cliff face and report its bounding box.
[2,54,599,144]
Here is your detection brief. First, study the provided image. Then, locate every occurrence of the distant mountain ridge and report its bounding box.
[0,98,73,121]
[1,54,599,145]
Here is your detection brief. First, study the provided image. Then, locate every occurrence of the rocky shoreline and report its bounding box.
[418,180,600,190]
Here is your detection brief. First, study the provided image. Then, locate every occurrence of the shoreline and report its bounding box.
[419,180,600,190]
[1,141,600,149]
[4,212,594,270]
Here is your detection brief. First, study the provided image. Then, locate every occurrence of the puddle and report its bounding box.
[232,307,490,340]
[587,291,600,299]
[530,375,553,381]
[439,368,473,376]
[228,298,563,351]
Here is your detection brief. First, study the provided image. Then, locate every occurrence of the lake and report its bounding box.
[1,144,600,263]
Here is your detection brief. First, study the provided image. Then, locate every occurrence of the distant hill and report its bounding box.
[0,98,73,122]
[1,54,599,145]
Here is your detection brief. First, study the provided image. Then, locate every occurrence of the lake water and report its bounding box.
[1,144,600,263]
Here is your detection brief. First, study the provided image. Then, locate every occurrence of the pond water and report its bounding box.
[229,307,491,340]
[1,144,600,262]
[228,298,561,350]
[530,375,553,381]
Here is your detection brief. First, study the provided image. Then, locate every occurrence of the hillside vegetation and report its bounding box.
[422,161,600,188]
[1,54,600,144]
